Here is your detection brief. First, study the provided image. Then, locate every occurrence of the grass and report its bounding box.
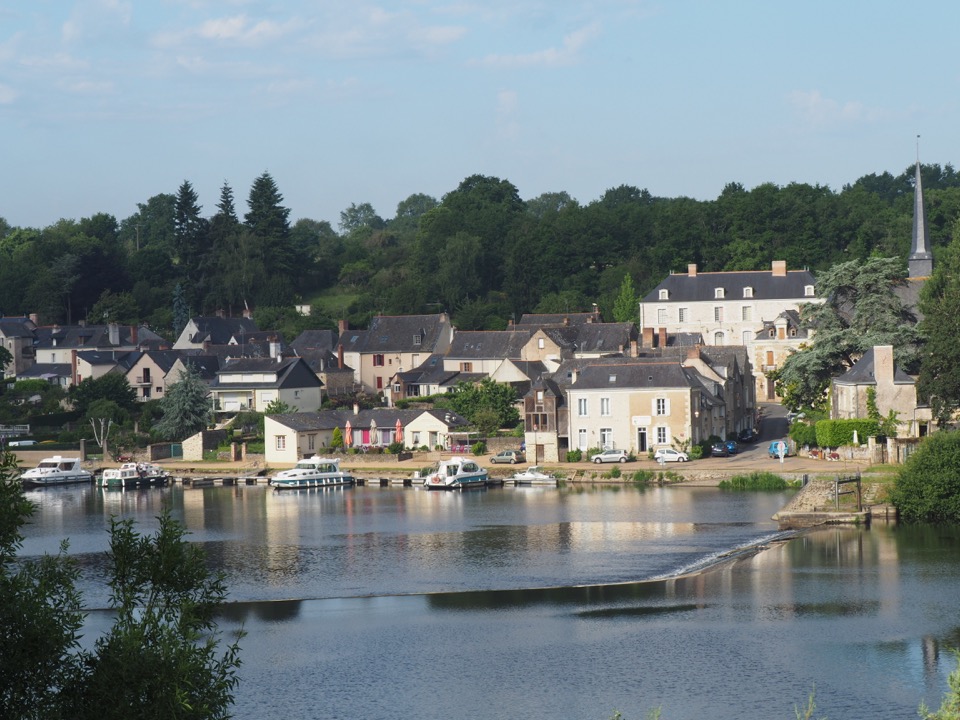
[719,471,795,490]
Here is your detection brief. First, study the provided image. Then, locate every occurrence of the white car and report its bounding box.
[653,448,689,463]
[8,439,37,447]
[590,448,629,464]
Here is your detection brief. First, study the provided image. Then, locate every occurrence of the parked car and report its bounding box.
[8,439,37,447]
[710,443,730,458]
[653,447,689,463]
[490,449,525,464]
[725,440,739,455]
[768,439,792,458]
[590,448,629,464]
[738,428,758,443]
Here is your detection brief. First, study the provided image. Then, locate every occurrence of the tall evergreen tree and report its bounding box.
[244,172,293,304]
[612,274,638,322]
[154,364,211,441]
[173,181,210,307]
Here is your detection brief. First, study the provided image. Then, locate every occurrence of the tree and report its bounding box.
[263,398,294,415]
[69,375,137,416]
[0,345,11,375]
[772,257,919,411]
[890,431,960,523]
[172,283,190,340]
[173,181,210,307]
[0,450,84,719]
[612,274,638,323]
[918,220,960,424]
[88,290,140,326]
[154,365,211,441]
[70,512,243,720]
[444,379,520,430]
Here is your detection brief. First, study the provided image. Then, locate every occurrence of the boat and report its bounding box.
[20,456,94,487]
[511,466,558,487]
[98,462,169,488]
[270,457,355,490]
[422,456,488,490]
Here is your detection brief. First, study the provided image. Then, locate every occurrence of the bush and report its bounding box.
[790,421,818,448]
[605,466,622,479]
[631,469,655,484]
[719,472,791,490]
[471,441,486,455]
[815,419,879,447]
[689,445,704,460]
[891,431,960,523]
[386,441,404,454]
[567,449,583,463]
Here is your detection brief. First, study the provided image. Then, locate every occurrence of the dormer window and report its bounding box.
[658,289,669,300]
[743,287,753,298]
[608,375,617,383]
[804,285,815,297]
[413,334,422,346]
[790,328,797,337]
[714,287,725,299]
[769,329,775,338]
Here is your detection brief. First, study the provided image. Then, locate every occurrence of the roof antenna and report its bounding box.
[916,134,920,164]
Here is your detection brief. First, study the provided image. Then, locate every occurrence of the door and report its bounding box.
[637,427,648,452]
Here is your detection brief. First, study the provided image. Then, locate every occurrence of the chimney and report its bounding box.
[242,305,252,319]
[108,322,119,346]
[338,319,349,334]
[658,327,667,348]
[592,303,600,322]
[131,325,138,346]
[507,318,514,328]
[71,350,78,385]
[874,345,895,384]
[642,327,654,347]
[688,263,697,277]
[352,402,359,416]
[571,368,579,384]
[563,317,570,327]
[338,344,344,369]
[771,260,787,277]
[29,313,39,325]
[630,339,638,357]
[269,335,280,359]
[203,340,211,353]
[686,345,700,361]
[216,308,225,319]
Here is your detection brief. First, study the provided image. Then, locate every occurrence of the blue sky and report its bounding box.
[2,0,958,230]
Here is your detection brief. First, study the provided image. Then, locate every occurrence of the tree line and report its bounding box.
[2,164,960,339]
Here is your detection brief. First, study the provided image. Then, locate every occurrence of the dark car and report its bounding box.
[725,440,739,455]
[710,443,730,458]
[738,428,758,443]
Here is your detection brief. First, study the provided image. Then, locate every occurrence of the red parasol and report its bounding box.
[344,420,353,448]
[395,418,403,444]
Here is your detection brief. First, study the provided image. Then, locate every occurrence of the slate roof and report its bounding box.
[755,309,810,340]
[643,268,816,302]
[505,360,549,381]
[338,314,450,354]
[185,316,259,345]
[0,318,34,338]
[517,311,602,326]
[33,324,163,350]
[75,350,140,368]
[17,363,72,380]
[446,330,533,359]
[138,350,184,374]
[212,357,322,390]
[569,360,703,392]
[290,329,337,354]
[176,355,221,382]
[834,348,915,386]
[269,408,470,433]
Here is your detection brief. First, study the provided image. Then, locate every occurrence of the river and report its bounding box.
[19,482,960,719]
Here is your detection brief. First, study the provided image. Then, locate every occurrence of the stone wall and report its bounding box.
[182,430,228,462]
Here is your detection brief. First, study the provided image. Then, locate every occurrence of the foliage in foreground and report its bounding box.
[890,431,960,523]
[719,471,792,491]
[921,650,960,719]
[0,451,243,719]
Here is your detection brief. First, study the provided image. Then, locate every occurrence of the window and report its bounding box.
[393,383,401,393]
[790,328,797,337]
[743,287,753,298]
[658,289,669,300]
[656,426,668,444]
[536,390,544,403]
[294,389,301,399]
[142,387,151,399]
[714,331,725,345]
[577,398,588,417]
[655,398,669,415]
[600,428,613,449]
[657,308,667,324]
[769,329,775,338]
[600,398,611,416]
[413,334,422,345]
[538,338,545,349]
[678,307,688,323]
[376,377,383,390]
[714,287,724,299]
[308,434,316,451]
[460,362,473,372]
[373,354,385,367]
[714,306,723,322]
[578,428,588,451]
[143,368,151,382]
[741,306,752,321]
[804,285,815,297]
[276,436,286,450]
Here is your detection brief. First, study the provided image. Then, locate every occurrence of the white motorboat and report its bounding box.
[20,456,94,487]
[98,462,169,488]
[423,456,488,490]
[511,466,557,487]
[270,457,354,490]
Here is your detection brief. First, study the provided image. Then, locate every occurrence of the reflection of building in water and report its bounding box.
[923,635,939,679]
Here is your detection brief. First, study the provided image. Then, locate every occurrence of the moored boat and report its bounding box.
[98,462,169,488]
[423,456,488,490]
[21,456,94,487]
[270,457,354,490]
[511,466,558,487]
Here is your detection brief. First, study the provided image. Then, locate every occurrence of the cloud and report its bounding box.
[61,0,132,43]
[475,21,601,68]
[787,89,886,127]
[154,14,298,48]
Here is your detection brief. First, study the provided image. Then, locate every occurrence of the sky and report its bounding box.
[1,0,959,231]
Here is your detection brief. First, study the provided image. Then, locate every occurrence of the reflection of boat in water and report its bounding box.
[511,466,557,487]
[21,456,94,487]
[423,456,488,490]
[98,462,169,488]
[270,457,354,490]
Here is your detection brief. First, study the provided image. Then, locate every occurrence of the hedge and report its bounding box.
[814,419,880,447]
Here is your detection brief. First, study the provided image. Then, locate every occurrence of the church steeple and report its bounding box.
[909,147,933,279]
